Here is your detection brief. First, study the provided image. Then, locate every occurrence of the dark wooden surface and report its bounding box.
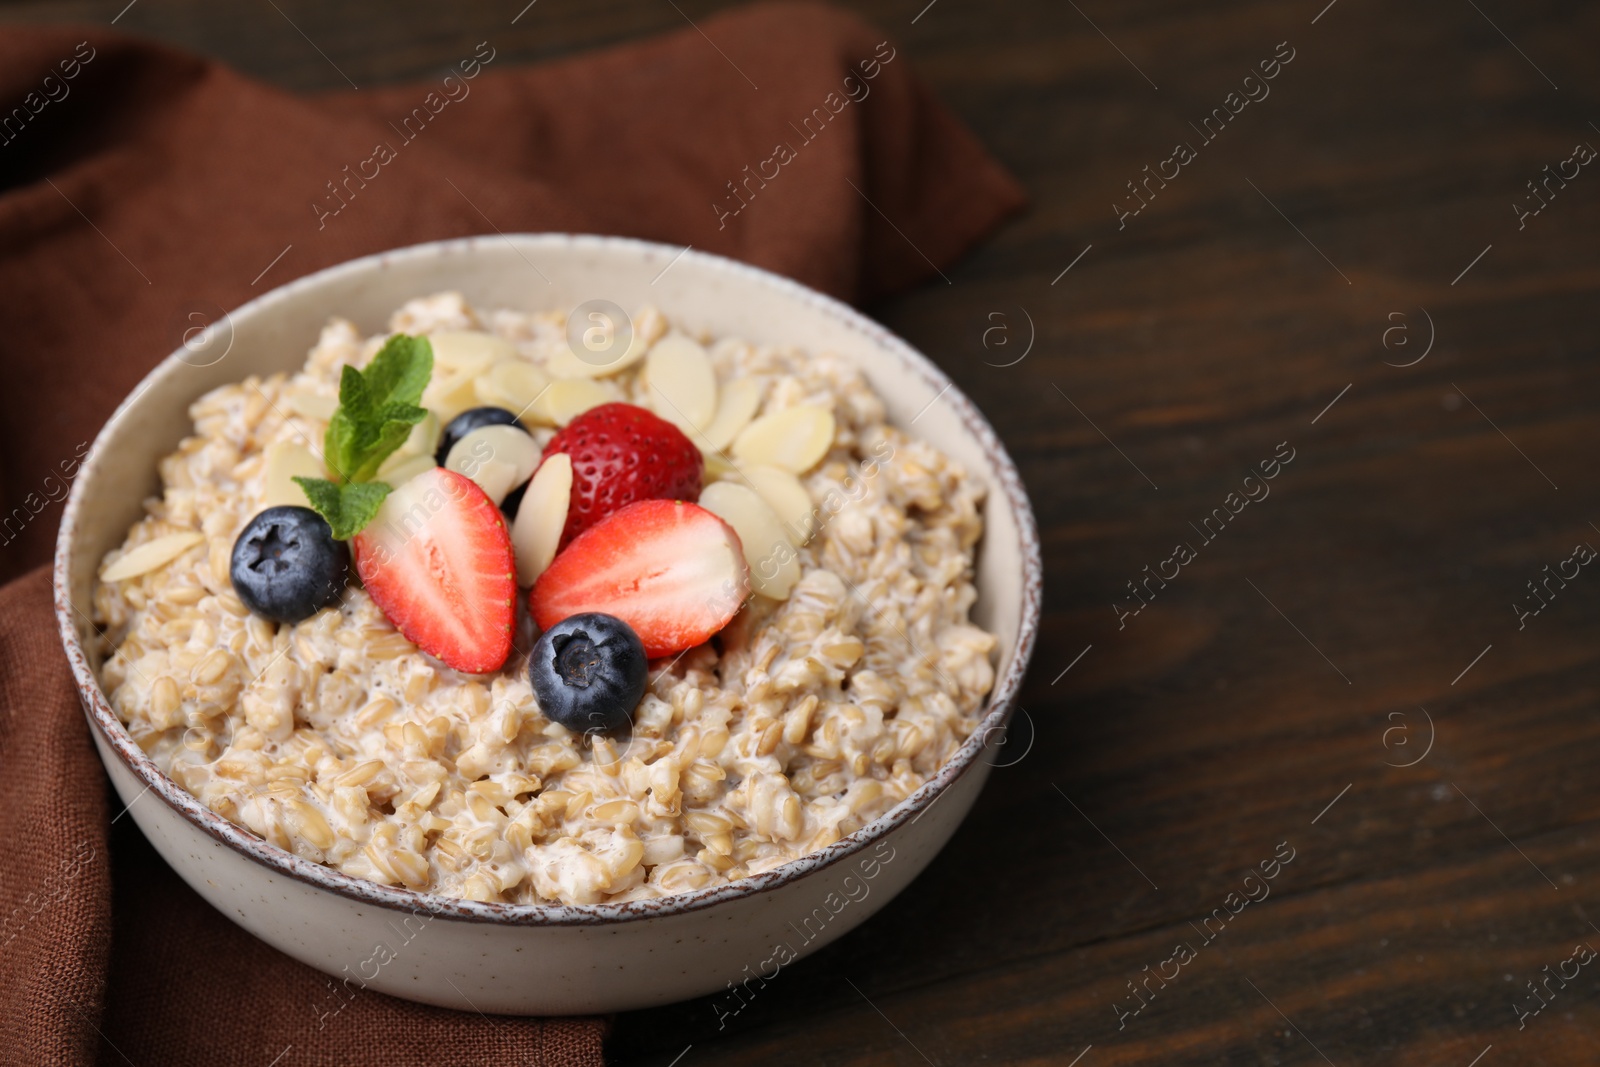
[10,0,1600,1063]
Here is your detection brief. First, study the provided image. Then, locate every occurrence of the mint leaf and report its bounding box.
[320,335,434,485]
[293,476,345,527]
[363,400,429,472]
[293,477,393,541]
[337,362,373,416]
[343,404,427,483]
[301,334,433,538]
[361,334,433,410]
[323,375,361,482]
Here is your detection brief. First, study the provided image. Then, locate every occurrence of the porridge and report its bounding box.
[91,293,996,906]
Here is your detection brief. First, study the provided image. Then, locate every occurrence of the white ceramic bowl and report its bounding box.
[55,235,1041,1015]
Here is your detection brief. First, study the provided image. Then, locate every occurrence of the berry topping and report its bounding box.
[540,402,702,547]
[499,481,528,521]
[435,406,523,466]
[530,498,749,658]
[230,506,350,624]
[351,467,516,674]
[528,613,648,734]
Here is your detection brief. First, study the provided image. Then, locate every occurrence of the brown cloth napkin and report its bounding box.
[0,3,1024,1064]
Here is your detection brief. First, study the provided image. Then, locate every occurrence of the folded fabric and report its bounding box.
[0,4,1023,1063]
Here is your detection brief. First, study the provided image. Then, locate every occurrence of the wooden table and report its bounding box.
[11,0,1600,1063]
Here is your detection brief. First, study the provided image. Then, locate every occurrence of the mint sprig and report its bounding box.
[294,479,395,541]
[294,334,433,540]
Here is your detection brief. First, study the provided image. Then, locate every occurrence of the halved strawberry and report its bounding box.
[530,498,749,658]
[352,467,516,674]
[541,402,703,548]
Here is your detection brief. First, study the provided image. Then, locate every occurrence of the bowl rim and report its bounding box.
[54,233,1041,927]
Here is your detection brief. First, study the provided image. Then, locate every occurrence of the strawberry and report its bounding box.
[530,499,749,658]
[541,402,702,547]
[352,467,516,674]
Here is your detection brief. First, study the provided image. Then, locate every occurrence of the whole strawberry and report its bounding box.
[541,402,702,547]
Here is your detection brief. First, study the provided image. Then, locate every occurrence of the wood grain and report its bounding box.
[9,0,1600,1062]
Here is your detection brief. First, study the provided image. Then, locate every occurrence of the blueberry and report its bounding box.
[230,506,350,624]
[500,480,529,521]
[436,406,524,466]
[528,613,647,734]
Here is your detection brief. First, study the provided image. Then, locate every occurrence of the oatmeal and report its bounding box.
[91,293,996,905]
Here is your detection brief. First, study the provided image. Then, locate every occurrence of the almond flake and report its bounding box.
[731,405,835,474]
[376,453,437,487]
[543,338,647,380]
[697,377,764,453]
[475,360,550,415]
[530,378,615,426]
[429,331,515,370]
[262,440,323,509]
[405,411,441,458]
[285,392,337,422]
[511,453,573,586]
[645,335,717,435]
[698,481,800,600]
[422,369,483,421]
[101,532,206,583]
[736,465,816,545]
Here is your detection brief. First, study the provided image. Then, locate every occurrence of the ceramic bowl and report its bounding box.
[54,234,1041,1015]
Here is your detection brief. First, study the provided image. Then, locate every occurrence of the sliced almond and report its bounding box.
[475,359,551,416]
[731,405,835,474]
[469,458,522,504]
[101,532,206,583]
[544,337,647,380]
[697,481,800,600]
[645,335,717,435]
[703,452,736,481]
[286,392,338,422]
[422,369,483,421]
[737,465,816,545]
[376,452,437,487]
[429,331,515,371]
[546,304,666,379]
[510,453,573,586]
[445,424,541,504]
[396,411,440,460]
[261,440,324,509]
[697,377,764,453]
[633,306,668,347]
[529,378,615,427]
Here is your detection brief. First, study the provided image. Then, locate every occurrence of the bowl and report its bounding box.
[54,234,1041,1015]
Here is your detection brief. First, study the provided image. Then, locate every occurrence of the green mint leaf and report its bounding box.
[370,402,430,470]
[293,477,393,541]
[376,400,429,424]
[336,362,373,417]
[362,335,434,410]
[331,481,393,539]
[321,336,434,484]
[349,419,424,483]
[293,476,342,527]
[302,335,433,535]
[323,366,366,482]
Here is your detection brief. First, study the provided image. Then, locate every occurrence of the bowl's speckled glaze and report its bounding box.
[55,235,1041,1014]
